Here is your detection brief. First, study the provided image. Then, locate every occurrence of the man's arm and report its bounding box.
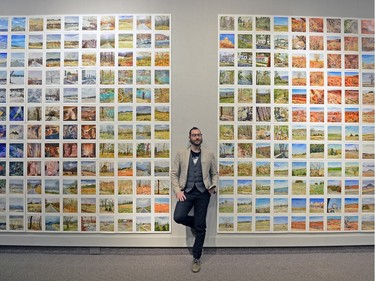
[171,150,186,200]
[209,152,219,192]
[171,151,181,193]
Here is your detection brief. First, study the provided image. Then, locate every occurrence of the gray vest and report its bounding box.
[184,152,206,193]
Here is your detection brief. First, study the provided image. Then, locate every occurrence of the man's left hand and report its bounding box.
[208,188,216,195]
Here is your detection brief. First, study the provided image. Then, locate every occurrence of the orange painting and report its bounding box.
[344,37,358,51]
[220,34,235,48]
[362,109,375,123]
[292,109,307,122]
[155,203,169,213]
[327,219,341,231]
[361,19,375,34]
[292,94,307,104]
[309,54,324,68]
[327,54,341,68]
[292,54,306,68]
[292,72,306,86]
[327,90,342,104]
[118,168,133,176]
[327,109,342,122]
[310,72,324,86]
[309,18,324,32]
[345,109,359,123]
[154,52,170,67]
[310,110,324,123]
[362,91,375,105]
[136,182,151,195]
[345,72,359,87]
[327,37,341,51]
[345,90,359,104]
[292,17,306,32]
[309,221,324,231]
[310,89,324,104]
[327,72,342,86]
[344,220,358,231]
[344,54,359,69]
[291,221,306,231]
[345,203,359,213]
[310,36,324,50]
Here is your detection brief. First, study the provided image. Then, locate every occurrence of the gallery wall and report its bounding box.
[0,0,374,246]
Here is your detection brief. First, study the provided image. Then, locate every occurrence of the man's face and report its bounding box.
[189,129,203,146]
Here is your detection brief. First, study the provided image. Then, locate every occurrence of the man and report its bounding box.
[172,127,218,273]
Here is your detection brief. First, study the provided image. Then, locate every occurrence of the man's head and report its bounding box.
[189,127,203,147]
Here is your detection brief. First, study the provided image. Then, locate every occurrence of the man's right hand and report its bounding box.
[176,191,186,201]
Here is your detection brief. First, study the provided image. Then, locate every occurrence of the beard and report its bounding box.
[190,138,203,146]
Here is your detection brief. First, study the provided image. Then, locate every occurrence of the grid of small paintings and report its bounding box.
[0,14,171,232]
[218,15,374,232]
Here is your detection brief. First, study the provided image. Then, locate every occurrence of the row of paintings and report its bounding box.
[0,142,171,167]
[219,70,374,87]
[0,106,171,123]
[0,215,170,232]
[0,34,171,50]
[0,52,170,67]
[219,124,375,141]
[219,106,375,123]
[0,15,170,32]
[0,87,170,104]
[1,124,169,141]
[0,158,372,178]
[0,69,171,86]
[0,14,171,233]
[217,197,374,214]
[220,52,374,70]
[0,177,170,195]
[218,160,374,178]
[218,215,374,232]
[0,178,170,195]
[218,15,374,233]
[218,179,374,195]
[219,16,374,34]
[219,88,374,105]
[0,141,170,158]
[219,142,375,159]
[0,160,171,177]
[219,33,375,52]
[3,140,374,160]
[1,196,170,214]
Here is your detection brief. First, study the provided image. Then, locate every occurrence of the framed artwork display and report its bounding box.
[218,15,374,233]
[0,14,171,233]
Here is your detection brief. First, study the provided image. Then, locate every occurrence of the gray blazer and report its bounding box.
[171,146,218,194]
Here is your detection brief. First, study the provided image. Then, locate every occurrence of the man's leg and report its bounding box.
[173,192,195,228]
[192,191,210,260]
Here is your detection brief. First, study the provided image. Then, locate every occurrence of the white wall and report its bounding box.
[0,0,374,246]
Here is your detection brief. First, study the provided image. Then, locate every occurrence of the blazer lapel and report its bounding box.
[200,148,208,176]
[183,148,190,175]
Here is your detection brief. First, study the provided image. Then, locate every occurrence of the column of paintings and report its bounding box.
[0,14,171,232]
[218,15,374,232]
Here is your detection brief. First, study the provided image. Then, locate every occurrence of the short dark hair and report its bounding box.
[189,127,200,135]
